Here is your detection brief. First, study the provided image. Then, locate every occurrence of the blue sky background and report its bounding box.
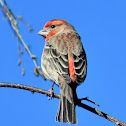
[0,0,126,126]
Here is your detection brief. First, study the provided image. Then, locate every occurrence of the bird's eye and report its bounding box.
[50,25,56,28]
[78,36,81,40]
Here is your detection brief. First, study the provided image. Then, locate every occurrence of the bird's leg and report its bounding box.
[48,82,55,100]
[78,97,100,106]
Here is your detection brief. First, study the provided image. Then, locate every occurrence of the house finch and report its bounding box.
[38,19,87,124]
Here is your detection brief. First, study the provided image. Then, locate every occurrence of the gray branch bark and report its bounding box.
[0,82,125,126]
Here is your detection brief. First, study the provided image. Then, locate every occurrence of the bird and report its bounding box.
[38,19,87,124]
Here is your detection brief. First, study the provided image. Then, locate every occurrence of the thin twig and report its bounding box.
[0,82,125,126]
[17,38,25,75]
[80,97,100,106]
[16,17,33,32]
[3,0,33,32]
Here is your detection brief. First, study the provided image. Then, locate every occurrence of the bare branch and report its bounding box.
[77,101,126,126]
[0,82,60,99]
[0,82,125,126]
[0,0,46,79]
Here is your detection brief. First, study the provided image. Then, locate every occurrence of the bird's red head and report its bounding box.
[44,19,69,28]
[38,19,74,41]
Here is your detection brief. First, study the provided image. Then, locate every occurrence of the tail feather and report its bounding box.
[56,83,77,124]
[56,96,67,123]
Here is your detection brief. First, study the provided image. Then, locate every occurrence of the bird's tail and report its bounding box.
[56,83,77,124]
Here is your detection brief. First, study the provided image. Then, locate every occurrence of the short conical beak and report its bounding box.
[38,28,48,37]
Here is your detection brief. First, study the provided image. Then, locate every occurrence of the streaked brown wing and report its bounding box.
[73,47,87,84]
[42,44,71,85]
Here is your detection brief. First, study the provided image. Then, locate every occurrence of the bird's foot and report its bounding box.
[48,83,55,100]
